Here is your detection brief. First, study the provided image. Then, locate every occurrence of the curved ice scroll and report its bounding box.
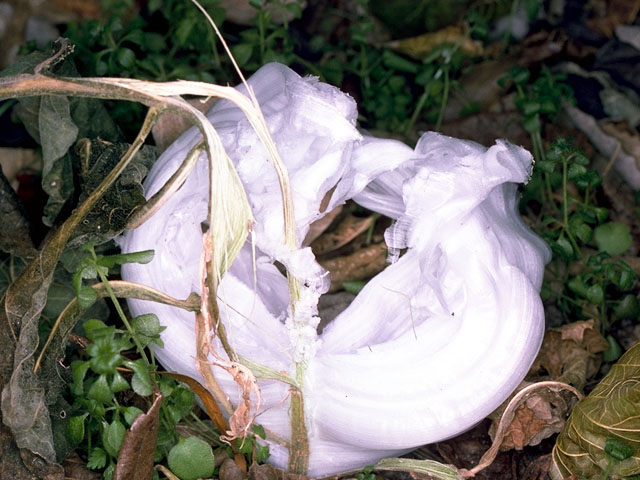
[119,63,551,476]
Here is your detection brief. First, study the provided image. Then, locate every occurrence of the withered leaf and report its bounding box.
[530,319,609,390]
[0,166,37,258]
[114,391,163,480]
[318,241,388,292]
[159,372,228,434]
[552,341,640,478]
[488,382,577,451]
[7,49,120,226]
[310,213,374,256]
[220,458,248,480]
[385,25,483,59]
[68,138,155,248]
[249,463,311,480]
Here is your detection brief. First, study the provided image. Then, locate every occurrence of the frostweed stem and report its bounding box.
[288,385,310,474]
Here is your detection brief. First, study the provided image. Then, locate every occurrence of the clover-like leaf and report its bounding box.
[594,222,632,256]
[168,436,215,480]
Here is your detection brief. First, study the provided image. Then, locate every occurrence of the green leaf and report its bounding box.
[594,222,632,256]
[602,335,623,362]
[176,18,195,46]
[71,361,91,396]
[382,50,418,73]
[586,284,604,305]
[83,318,112,340]
[88,374,113,404]
[343,281,366,295]
[123,406,143,426]
[523,0,541,20]
[231,44,254,67]
[125,359,153,397]
[97,249,154,268]
[522,114,541,134]
[110,372,131,393]
[77,285,98,309]
[88,338,124,375]
[614,294,639,320]
[167,437,215,480]
[117,48,137,69]
[553,237,574,260]
[605,438,634,461]
[87,447,108,470]
[103,419,126,458]
[66,414,87,444]
[254,424,266,440]
[553,342,640,477]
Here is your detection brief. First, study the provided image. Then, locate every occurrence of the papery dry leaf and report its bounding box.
[62,453,102,479]
[586,0,640,37]
[465,382,581,478]
[530,319,609,390]
[220,458,249,480]
[488,382,577,451]
[386,25,483,59]
[303,204,343,247]
[519,29,569,66]
[249,463,312,480]
[318,242,388,292]
[219,362,261,443]
[114,391,163,480]
[310,213,374,255]
[600,121,640,171]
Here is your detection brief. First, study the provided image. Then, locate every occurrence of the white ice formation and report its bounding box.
[119,63,551,476]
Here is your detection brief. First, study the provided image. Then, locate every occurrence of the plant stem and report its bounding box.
[561,155,582,259]
[405,89,430,136]
[434,68,449,132]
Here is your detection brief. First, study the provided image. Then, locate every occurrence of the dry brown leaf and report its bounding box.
[0,148,41,190]
[310,213,374,255]
[303,204,343,247]
[151,97,217,152]
[114,391,163,480]
[248,462,310,480]
[318,242,388,292]
[462,382,581,478]
[220,458,249,480]
[386,25,483,59]
[158,371,229,434]
[488,382,576,451]
[219,362,261,443]
[62,453,102,479]
[600,120,640,171]
[530,319,609,390]
[586,0,640,37]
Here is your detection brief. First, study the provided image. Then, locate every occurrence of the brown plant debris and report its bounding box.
[114,391,163,480]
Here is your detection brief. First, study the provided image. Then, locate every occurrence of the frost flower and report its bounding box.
[120,63,550,476]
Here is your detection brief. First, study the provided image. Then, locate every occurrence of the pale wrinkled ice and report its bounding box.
[119,63,551,476]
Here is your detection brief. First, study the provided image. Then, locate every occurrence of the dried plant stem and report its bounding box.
[127,141,204,230]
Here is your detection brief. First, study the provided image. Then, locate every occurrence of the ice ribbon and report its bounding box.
[120,63,551,476]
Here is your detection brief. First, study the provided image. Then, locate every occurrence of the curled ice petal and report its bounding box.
[120,63,550,477]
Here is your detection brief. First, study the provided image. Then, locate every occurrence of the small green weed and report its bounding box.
[513,70,638,350]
